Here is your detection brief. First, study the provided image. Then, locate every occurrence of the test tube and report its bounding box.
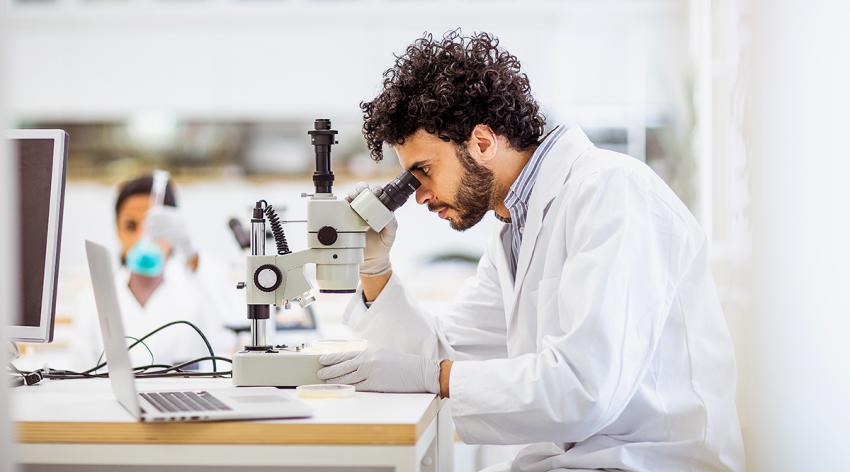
[149,169,170,208]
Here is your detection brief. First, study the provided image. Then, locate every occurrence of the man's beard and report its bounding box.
[429,145,496,231]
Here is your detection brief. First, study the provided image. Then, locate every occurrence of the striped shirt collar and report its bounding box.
[502,124,567,276]
[502,125,566,223]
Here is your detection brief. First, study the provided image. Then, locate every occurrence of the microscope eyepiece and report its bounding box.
[308,118,338,194]
[378,170,421,212]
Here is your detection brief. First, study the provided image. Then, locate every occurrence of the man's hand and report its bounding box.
[317,348,440,394]
[346,183,397,277]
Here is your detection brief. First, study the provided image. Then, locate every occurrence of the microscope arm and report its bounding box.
[245,245,364,309]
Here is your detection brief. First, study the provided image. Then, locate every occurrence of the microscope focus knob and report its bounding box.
[254,264,282,292]
[317,226,338,245]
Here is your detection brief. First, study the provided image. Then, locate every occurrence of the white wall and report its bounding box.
[7,1,686,154]
[744,0,850,469]
[1,0,17,468]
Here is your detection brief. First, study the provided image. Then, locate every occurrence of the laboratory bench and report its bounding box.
[11,377,453,472]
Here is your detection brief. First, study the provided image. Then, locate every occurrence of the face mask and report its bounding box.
[126,239,164,277]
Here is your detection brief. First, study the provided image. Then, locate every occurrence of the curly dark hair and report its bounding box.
[361,30,546,161]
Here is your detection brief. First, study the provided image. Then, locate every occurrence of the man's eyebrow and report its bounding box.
[407,159,430,172]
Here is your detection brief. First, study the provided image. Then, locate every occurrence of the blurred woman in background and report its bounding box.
[72,174,238,371]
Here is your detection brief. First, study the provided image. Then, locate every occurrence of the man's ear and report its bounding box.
[467,124,498,164]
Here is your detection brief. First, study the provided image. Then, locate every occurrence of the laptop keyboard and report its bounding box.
[139,391,232,413]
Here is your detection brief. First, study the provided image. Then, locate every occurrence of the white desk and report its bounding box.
[12,378,453,472]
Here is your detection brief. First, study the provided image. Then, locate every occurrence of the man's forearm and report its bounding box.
[361,271,392,302]
[439,359,452,398]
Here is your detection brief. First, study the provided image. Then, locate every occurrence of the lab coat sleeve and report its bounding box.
[450,167,689,444]
[342,239,508,361]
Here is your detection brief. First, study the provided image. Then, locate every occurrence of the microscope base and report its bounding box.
[232,350,323,387]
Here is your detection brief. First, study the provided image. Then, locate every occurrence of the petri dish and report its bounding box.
[296,384,356,399]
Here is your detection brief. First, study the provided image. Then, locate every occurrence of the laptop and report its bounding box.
[85,240,313,422]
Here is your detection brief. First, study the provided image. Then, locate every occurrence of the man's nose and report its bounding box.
[415,185,432,205]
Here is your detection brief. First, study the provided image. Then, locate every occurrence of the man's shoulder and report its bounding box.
[568,146,652,184]
[558,147,697,225]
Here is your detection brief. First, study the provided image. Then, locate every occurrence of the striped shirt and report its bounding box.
[502,125,567,277]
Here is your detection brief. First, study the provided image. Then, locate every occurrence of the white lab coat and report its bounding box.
[72,254,239,371]
[343,126,745,471]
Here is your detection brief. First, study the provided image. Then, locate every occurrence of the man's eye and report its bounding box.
[421,166,430,176]
[125,221,138,231]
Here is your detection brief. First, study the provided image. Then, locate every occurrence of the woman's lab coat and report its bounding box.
[72,254,239,371]
[342,127,745,471]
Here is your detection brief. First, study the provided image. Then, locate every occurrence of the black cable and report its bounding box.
[134,364,175,373]
[10,357,232,384]
[131,356,233,378]
[43,371,231,380]
[82,320,217,375]
[9,320,224,384]
[94,336,155,375]
[7,363,44,386]
[128,320,216,372]
[140,356,232,375]
[68,356,230,377]
[135,371,232,378]
[41,356,233,380]
[264,204,291,255]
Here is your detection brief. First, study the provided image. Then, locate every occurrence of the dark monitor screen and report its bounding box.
[17,139,57,328]
[8,130,67,342]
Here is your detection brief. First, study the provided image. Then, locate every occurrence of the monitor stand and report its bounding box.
[6,342,19,362]
[7,341,26,387]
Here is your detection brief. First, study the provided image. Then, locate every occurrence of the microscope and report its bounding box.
[232,119,420,387]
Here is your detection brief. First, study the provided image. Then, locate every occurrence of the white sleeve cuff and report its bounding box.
[340,273,438,358]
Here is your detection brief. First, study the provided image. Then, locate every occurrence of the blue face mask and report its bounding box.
[126,239,164,277]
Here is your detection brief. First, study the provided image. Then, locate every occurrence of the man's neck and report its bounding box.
[492,145,537,220]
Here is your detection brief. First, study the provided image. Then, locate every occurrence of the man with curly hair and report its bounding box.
[318,31,744,471]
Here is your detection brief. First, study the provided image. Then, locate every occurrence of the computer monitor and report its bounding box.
[5,129,68,343]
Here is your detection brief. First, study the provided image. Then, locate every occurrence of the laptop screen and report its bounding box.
[85,240,142,418]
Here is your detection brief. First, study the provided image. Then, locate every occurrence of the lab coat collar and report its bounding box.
[507,125,593,312]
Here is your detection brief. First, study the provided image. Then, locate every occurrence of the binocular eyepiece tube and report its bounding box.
[379,170,421,212]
